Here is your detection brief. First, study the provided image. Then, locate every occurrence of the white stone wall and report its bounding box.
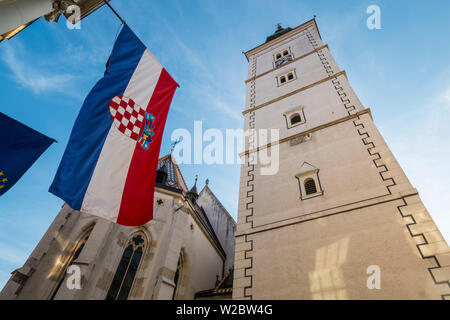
[0,188,226,300]
[197,185,236,271]
[234,20,450,300]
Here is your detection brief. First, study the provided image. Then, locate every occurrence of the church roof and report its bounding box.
[156,154,226,259]
[265,25,293,43]
[157,154,188,191]
[194,267,234,299]
[244,18,321,61]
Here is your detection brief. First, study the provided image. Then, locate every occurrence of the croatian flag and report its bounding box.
[49,25,178,226]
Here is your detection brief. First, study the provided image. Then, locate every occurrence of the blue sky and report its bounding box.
[1,0,450,288]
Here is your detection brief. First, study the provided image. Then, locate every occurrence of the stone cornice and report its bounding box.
[235,189,419,237]
[240,108,372,156]
[242,70,347,115]
[244,19,321,61]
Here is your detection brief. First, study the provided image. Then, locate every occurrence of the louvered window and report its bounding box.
[304,179,317,195]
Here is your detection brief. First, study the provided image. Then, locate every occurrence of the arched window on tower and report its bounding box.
[296,162,323,200]
[304,178,317,195]
[106,233,146,300]
[284,106,305,129]
[50,225,93,300]
[290,113,302,125]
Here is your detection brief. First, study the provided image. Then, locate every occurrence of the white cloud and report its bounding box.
[149,15,242,124]
[1,43,79,97]
[442,85,450,106]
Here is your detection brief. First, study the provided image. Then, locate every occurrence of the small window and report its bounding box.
[274,48,293,67]
[290,113,301,125]
[277,70,296,86]
[284,106,305,128]
[304,179,317,195]
[296,162,323,200]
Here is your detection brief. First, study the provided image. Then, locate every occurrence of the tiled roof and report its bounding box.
[194,267,234,299]
[156,155,226,258]
[157,155,188,191]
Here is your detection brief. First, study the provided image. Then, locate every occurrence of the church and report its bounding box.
[0,155,236,300]
[1,18,450,300]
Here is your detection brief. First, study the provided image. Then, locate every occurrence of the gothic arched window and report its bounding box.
[106,233,146,300]
[304,178,317,195]
[50,226,93,300]
[172,251,185,300]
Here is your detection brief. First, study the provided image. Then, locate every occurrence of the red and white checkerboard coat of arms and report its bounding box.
[109,95,155,149]
[109,95,145,140]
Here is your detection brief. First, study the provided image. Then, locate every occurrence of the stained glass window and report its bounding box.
[106,234,146,300]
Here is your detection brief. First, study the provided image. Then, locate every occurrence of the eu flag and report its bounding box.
[0,112,55,196]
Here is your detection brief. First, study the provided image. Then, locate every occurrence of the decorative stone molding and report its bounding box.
[295,162,324,200]
[283,105,306,129]
[289,133,311,146]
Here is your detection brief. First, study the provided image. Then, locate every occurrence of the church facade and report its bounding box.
[0,155,236,300]
[232,19,450,300]
[2,18,450,301]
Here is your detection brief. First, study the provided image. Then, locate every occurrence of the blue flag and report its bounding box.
[0,112,55,196]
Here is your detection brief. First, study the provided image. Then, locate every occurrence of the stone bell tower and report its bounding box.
[233,19,450,300]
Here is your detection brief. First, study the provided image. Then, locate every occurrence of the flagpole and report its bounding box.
[101,1,180,89]
[103,0,125,24]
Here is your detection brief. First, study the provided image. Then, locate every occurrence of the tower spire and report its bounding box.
[189,175,198,195]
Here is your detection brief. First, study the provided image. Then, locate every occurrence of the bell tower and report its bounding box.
[233,19,450,299]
